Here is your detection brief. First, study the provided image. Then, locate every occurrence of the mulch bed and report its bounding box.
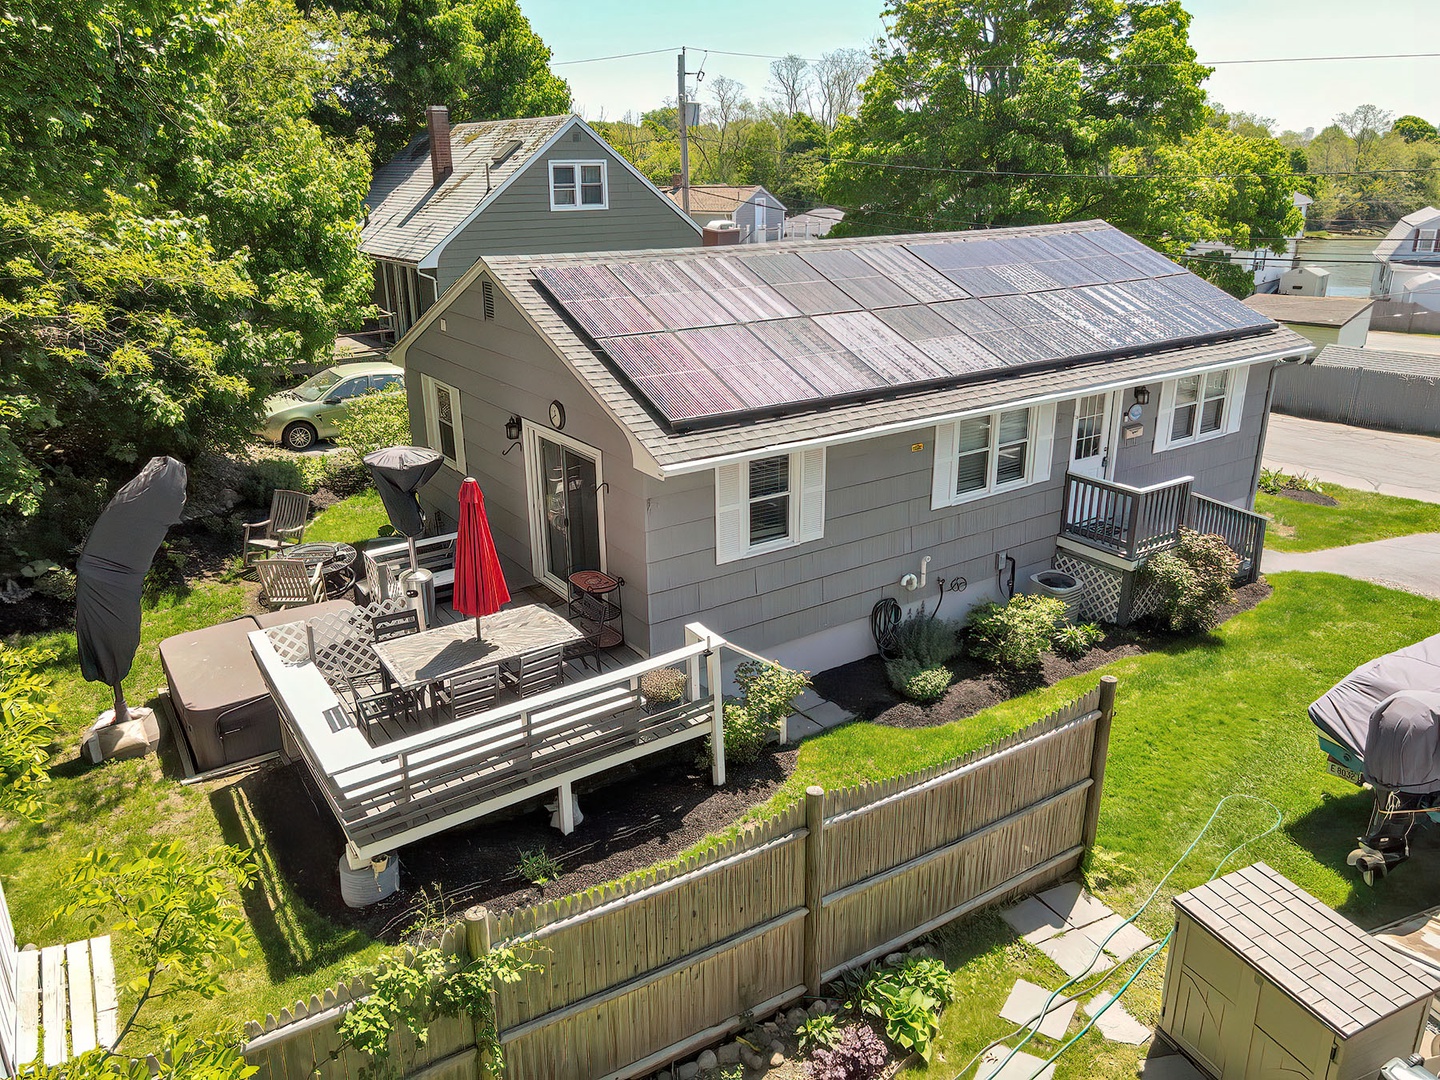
[1273,488,1340,507]
[236,746,798,940]
[814,580,1272,729]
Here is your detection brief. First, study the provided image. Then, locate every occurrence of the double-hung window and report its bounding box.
[1154,365,1249,452]
[932,404,1056,510]
[549,161,608,210]
[715,449,826,564]
[423,375,465,472]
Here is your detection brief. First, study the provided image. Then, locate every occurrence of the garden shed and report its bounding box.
[1160,862,1438,1079]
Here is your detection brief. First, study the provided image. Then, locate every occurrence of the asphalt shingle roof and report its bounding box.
[1315,345,1440,379]
[1174,863,1439,1039]
[663,185,784,215]
[1242,294,1374,327]
[361,115,572,264]
[481,220,1313,473]
[1375,206,1440,261]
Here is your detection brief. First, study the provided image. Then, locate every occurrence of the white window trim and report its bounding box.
[548,159,609,211]
[1152,362,1250,454]
[715,449,825,565]
[422,374,465,473]
[930,403,1056,511]
[522,425,607,595]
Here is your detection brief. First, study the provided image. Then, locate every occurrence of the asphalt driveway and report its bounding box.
[1263,414,1440,505]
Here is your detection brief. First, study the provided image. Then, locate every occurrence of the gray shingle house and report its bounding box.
[663,184,787,242]
[360,109,701,335]
[388,221,1312,672]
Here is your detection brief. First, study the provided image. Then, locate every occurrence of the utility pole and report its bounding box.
[677,47,691,214]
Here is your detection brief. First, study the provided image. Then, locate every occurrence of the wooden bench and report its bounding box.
[15,936,118,1068]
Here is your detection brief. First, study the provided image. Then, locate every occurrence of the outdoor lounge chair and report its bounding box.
[255,558,325,609]
[505,644,565,698]
[437,664,501,722]
[243,489,310,566]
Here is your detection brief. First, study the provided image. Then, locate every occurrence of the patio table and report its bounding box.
[372,606,584,692]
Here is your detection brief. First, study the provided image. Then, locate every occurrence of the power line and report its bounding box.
[552,47,676,66]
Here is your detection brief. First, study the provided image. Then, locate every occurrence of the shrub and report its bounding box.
[734,659,809,726]
[719,702,771,766]
[894,957,955,1007]
[335,388,411,465]
[966,594,1067,672]
[515,848,562,886]
[887,659,951,703]
[805,1023,888,1080]
[1143,528,1239,634]
[1258,467,1324,495]
[1052,622,1103,661]
[797,1012,842,1053]
[240,455,313,503]
[858,974,942,1062]
[638,666,687,707]
[890,611,961,668]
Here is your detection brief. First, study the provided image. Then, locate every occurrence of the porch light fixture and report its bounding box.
[1133,385,1151,406]
[501,414,523,456]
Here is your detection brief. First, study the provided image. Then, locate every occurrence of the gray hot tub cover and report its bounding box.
[75,456,188,685]
[1309,631,1440,775]
[364,445,443,538]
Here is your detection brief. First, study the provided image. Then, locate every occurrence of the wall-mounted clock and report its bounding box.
[1126,402,1145,422]
[548,400,566,430]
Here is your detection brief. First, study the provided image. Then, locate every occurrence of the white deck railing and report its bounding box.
[251,622,737,864]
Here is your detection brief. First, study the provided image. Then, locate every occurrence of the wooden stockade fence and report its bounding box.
[243,678,1117,1080]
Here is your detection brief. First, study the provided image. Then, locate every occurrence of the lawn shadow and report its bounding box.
[1286,789,1440,927]
[209,765,374,984]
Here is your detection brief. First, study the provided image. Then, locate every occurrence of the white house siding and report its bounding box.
[1110,359,1276,508]
[400,277,653,650]
[640,406,1077,663]
[433,128,700,295]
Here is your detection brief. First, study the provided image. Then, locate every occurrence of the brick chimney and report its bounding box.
[427,106,453,186]
[671,173,683,189]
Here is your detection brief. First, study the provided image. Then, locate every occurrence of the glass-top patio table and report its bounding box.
[372,606,585,692]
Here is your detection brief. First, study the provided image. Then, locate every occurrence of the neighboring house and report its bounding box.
[663,184,787,242]
[389,221,1311,673]
[1241,294,1373,349]
[1372,205,1440,301]
[1188,192,1313,294]
[784,206,845,240]
[359,108,701,336]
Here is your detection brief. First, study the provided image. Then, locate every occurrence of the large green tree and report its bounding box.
[315,0,572,162]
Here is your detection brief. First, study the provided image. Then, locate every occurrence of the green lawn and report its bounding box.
[1257,483,1440,552]
[306,488,390,545]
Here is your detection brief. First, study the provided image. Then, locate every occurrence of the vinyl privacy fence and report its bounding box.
[243,677,1116,1080]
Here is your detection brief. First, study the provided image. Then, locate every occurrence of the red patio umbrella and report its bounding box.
[454,477,511,636]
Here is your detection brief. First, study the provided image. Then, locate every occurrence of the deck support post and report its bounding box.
[557,780,576,835]
[707,646,725,787]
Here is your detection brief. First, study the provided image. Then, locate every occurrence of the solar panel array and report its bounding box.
[532,225,1276,431]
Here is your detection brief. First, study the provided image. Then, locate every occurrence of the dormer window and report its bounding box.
[549,161,608,211]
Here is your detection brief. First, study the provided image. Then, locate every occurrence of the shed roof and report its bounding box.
[1174,863,1438,1039]
[1375,206,1440,261]
[784,206,845,239]
[1315,345,1440,380]
[455,221,1312,473]
[360,114,573,264]
[1242,294,1373,328]
[663,185,785,216]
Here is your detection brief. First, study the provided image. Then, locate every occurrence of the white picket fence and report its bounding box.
[1,877,18,1077]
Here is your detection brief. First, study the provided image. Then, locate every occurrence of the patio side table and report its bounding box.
[567,570,623,670]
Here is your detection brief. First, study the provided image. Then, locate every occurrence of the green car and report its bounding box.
[258,362,405,451]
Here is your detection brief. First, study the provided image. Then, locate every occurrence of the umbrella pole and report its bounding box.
[407,535,418,572]
[113,684,130,725]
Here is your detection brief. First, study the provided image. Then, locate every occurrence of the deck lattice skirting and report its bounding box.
[241,679,1118,1080]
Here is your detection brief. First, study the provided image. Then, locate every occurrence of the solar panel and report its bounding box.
[675,258,800,322]
[814,311,951,383]
[874,306,1002,374]
[854,245,970,302]
[747,318,889,397]
[794,247,924,308]
[674,325,818,409]
[533,264,629,302]
[741,252,864,314]
[611,261,734,330]
[600,334,745,423]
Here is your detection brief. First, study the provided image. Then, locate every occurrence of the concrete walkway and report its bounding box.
[1263,533,1440,599]
[1264,414,1440,504]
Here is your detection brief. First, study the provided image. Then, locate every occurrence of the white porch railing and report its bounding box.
[251,622,746,864]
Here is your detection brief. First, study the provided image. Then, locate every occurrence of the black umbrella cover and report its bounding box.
[75,457,188,686]
[364,445,443,538]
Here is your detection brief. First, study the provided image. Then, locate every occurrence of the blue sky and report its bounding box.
[523,0,1440,135]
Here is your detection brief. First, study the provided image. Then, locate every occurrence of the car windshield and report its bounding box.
[290,369,344,402]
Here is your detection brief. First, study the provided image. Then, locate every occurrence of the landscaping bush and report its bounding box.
[515,848,562,887]
[1052,622,1103,661]
[702,660,809,768]
[966,594,1067,673]
[1258,467,1324,495]
[335,388,411,465]
[1143,527,1239,634]
[719,702,772,766]
[239,455,314,504]
[638,666,687,710]
[805,1023,888,1080]
[797,1013,843,1053]
[886,658,951,703]
[856,956,953,1063]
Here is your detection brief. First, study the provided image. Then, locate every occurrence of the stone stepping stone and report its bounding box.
[1073,913,1155,964]
[1084,992,1152,1045]
[1038,881,1112,930]
[1035,931,1114,979]
[975,1046,1055,1080]
[1000,897,1069,944]
[998,979,1077,1040]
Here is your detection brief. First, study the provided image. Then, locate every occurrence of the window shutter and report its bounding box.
[714,463,746,564]
[930,422,958,510]
[797,448,826,543]
[1152,379,1178,454]
[1223,364,1250,435]
[1030,403,1057,483]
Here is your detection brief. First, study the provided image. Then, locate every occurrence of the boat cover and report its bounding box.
[1309,631,1440,764]
[1365,691,1440,793]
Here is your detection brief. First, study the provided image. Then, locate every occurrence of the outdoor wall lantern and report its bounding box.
[501,414,523,455]
[1133,385,1151,406]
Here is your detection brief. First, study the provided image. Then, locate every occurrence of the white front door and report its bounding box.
[1069,392,1115,479]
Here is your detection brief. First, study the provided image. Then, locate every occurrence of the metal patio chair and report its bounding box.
[372,608,420,642]
[349,685,414,744]
[437,664,502,723]
[505,644,566,698]
[255,558,325,609]
[243,489,311,566]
